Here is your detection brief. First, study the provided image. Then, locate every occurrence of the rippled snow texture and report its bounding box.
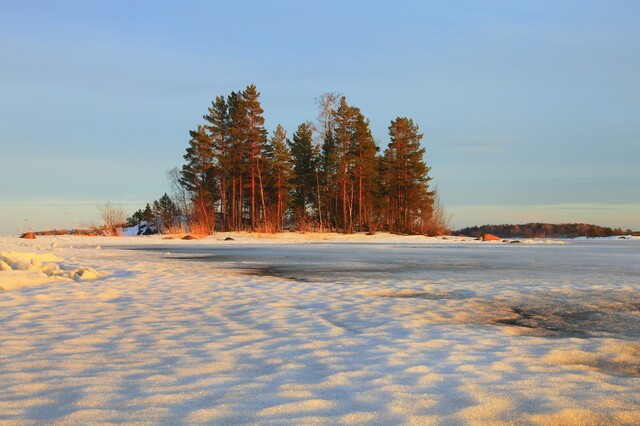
[0,234,639,424]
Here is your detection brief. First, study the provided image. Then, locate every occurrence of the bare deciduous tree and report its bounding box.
[99,202,127,236]
[167,166,190,216]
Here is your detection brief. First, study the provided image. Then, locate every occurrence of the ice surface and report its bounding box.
[0,233,639,424]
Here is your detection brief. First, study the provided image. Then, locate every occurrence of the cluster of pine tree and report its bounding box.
[175,85,446,235]
[127,193,182,234]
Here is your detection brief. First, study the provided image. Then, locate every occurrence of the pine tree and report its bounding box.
[153,193,181,231]
[180,125,217,233]
[384,117,433,234]
[241,85,268,229]
[265,124,292,230]
[126,209,144,228]
[315,93,340,231]
[142,203,153,221]
[176,86,444,235]
[333,97,359,233]
[141,203,155,234]
[319,131,339,230]
[288,122,316,227]
[227,91,245,229]
[204,96,230,230]
[350,112,379,232]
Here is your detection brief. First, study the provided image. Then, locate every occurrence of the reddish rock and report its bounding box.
[483,233,502,241]
[20,232,36,239]
[182,235,198,240]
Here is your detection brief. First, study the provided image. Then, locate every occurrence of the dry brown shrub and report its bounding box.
[187,220,213,236]
[255,222,278,234]
[162,222,188,235]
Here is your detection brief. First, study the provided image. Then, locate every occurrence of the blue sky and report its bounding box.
[1,1,639,234]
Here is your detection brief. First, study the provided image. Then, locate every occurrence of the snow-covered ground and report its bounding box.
[1,233,639,424]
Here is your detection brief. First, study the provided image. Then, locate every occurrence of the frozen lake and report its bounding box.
[1,235,639,424]
[138,239,640,340]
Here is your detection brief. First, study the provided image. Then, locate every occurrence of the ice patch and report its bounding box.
[361,288,474,300]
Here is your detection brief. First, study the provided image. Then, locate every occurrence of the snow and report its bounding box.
[0,250,103,291]
[1,233,639,424]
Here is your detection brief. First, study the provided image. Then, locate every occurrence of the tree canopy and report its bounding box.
[134,85,447,235]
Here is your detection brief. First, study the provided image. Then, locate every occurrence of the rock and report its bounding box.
[182,235,198,240]
[510,240,522,244]
[20,232,36,239]
[482,233,502,241]
[162,236,174,240]
[224,237,235,241]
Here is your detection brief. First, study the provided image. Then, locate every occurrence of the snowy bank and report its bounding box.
[0,249,103,291]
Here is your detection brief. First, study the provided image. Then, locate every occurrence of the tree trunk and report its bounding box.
[277,172,282,231]
[358,157,362,233]
[239,174,243,230]
[221,175,227,231]
[256,156,267,230]
[342,178,349,233]
[316,170,322,232]
[250,145,256,230]
[231,175,236,231]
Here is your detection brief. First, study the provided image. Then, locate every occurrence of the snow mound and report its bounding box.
[0,251,104,291]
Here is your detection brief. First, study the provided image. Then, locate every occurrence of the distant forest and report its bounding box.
[129,85,448,235]
[456,223,638,239]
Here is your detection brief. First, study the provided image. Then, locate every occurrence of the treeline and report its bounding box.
[457,223,638,239]
[130,85,447,235]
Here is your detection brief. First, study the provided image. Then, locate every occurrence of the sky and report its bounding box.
[1,0,639,234]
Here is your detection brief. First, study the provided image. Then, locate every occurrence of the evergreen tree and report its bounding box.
[319,131,339,230]
[204,96,230,230]
[350,112,379,232]
[139,203,156,234]
[180,125,217,232]
[227,91,246,229]
[265,124,292,230]
[383,117,433,234]
[175,86,445,235]
[288,122,317,226]
[241,85,268,229]
[142,203,154,224]
[333,97,359,233]
[126,209,144,228]
[315,93,340,231]
[153,193,181,231]
[126,203,156,234]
